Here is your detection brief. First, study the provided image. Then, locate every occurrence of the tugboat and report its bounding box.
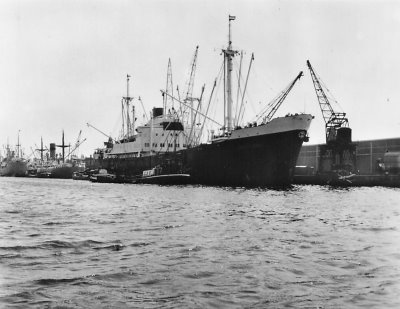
[135,165,191,185]
[94,16,313,187]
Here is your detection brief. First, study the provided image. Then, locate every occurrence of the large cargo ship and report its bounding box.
[95,17,313,186]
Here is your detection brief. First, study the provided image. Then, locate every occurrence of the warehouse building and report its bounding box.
[296,137,400,175]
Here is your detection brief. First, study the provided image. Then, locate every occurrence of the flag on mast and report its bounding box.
[229,15,236,21]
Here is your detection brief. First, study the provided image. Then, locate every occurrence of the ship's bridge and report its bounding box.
[105,109,187,158]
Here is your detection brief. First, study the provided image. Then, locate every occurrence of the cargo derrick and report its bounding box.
[306,60,356,176]
[255,71,305,124]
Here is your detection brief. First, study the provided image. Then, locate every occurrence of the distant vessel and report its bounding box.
[33,133,85,179]
[0,132,27,177]
[94,16,313,186]
[0,157,27,177]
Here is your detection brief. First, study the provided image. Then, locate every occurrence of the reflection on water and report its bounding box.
[1,177,400,308]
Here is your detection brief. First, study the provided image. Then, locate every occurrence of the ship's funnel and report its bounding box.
[50,143,56,159]
[152,107,163,118]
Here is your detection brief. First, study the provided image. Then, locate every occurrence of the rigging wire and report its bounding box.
[206,60,225,134]
[236,53,254,126]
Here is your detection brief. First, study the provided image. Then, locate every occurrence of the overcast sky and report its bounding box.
[1,0,399,157]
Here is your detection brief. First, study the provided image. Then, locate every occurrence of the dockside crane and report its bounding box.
[307,60,349,143]
[306,60,356,174]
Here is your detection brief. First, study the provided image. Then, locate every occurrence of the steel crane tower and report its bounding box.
[307,60,349,143]
[306,60,356,175]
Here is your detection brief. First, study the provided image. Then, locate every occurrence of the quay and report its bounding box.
[294,137,400,187]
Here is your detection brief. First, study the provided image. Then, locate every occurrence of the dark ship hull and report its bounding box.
[36,164,80,179]
[101,127,308,187]
[50,165,80,179]
[184,129,305,186]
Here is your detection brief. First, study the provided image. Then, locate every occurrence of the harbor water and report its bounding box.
[1,177,400,308]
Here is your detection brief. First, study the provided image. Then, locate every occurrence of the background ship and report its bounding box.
[0,133,27,177]
[30,133,86,179]
[0,157,27,177]
[93,16,313,186]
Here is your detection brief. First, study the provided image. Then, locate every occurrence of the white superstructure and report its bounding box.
[105,112,187,159]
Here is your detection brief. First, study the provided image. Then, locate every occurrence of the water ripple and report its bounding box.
[1,177,400,308]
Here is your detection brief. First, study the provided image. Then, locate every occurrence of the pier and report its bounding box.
[295,137,400,187]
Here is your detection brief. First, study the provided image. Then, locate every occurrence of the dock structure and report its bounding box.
[295,137,400,187]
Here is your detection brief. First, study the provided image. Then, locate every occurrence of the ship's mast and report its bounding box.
[164,59,174,114]
[6,138,10,158]
[123,74,134,139]
[185,46,199,126]
[57,130,69,163]
[150,111,153,156]
[16,130,21,158]
[36,137,46,162]
[223,15,238,133]
[40,137,43,161]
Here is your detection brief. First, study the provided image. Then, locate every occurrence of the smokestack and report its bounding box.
[50,143,56,159]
